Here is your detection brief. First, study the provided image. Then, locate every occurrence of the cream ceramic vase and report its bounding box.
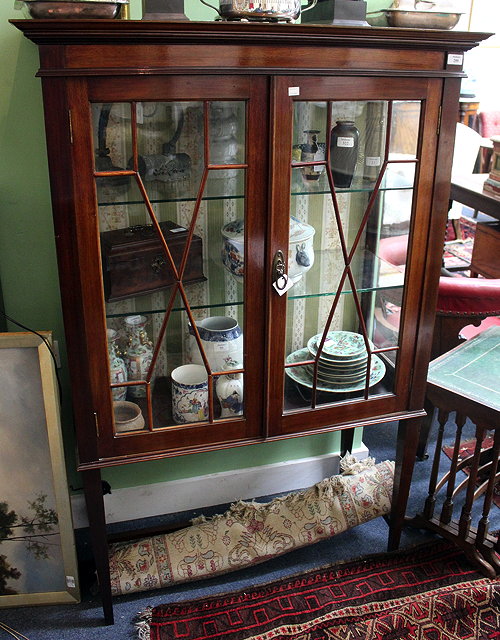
[123,315,153,398]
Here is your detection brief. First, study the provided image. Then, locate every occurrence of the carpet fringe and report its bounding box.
[339,453,376,475]
[192,455,380,525]
[135,607,152,640]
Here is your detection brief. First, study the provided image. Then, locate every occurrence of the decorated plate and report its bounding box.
[286,347,386,393]
[307,331,373,361]
[306,364,368,382]
[314,358,368,373]
[313,371,368,385]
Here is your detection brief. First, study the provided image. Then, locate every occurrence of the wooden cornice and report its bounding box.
[11,19,492,52]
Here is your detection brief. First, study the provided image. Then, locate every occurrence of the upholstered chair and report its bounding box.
[477,110,500,172]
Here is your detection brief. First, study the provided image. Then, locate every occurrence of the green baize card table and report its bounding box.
[410,325,500,577]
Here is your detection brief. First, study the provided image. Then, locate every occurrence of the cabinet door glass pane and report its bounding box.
[92,101,246,434]
[285,100,420,411]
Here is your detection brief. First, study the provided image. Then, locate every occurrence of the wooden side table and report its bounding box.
[450,174,500,222]
[458,99,480,129]
[410,326,500,578]
[470,221,500,279]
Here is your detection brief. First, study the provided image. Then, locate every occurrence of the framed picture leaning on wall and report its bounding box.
[0,332,80,607]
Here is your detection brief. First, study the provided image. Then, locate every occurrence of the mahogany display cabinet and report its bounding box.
[12,19,489,623]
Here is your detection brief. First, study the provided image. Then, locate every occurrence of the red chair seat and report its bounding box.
[436,276,500,315]
[378,234,500,326]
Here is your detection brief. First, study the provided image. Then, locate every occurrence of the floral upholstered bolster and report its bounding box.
[108,456,394,596]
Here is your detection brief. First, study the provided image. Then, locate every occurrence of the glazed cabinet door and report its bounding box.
[63,76,269,464]
[266,76,443,436]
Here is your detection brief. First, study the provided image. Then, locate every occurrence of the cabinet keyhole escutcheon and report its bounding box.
[151,255,166,274]
[272,250,286,290]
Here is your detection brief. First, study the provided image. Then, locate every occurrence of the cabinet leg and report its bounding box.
[340,428,355,457]
[387,416,421,552]
[82,469,114,625]
[416,398,434,460]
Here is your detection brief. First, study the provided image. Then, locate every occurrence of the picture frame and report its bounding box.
[0,332,80,607]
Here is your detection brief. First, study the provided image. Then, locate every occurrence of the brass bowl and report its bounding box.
[25,0,128,19]
[384,9,462,29]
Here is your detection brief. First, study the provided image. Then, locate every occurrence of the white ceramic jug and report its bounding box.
[188,316,243,372]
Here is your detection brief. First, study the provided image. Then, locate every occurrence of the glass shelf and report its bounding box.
[104,251,403,319]
[97,171,415,208]
[105,300,244,320]
[290,171,414,198]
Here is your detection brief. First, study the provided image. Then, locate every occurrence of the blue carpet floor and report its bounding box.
[0,415,497,639]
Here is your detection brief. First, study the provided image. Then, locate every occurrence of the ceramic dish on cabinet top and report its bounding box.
[383,8,462,29]
[24,0,127,19]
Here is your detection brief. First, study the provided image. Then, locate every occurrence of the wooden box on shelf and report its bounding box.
[100,221,205,301]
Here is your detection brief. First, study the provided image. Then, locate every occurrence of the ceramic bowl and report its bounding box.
[221,216,315,283]
[113,401,145,433]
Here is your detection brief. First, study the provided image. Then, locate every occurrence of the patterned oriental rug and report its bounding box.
[443,215,476,275]
[136,539,500,640]
[443,240,474,273]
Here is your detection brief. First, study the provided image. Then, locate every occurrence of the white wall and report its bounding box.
[463,0,500,111]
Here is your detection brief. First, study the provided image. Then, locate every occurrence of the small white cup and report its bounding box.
[171,364,209,424]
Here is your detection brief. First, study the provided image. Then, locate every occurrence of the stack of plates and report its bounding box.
[286,330,386,393]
